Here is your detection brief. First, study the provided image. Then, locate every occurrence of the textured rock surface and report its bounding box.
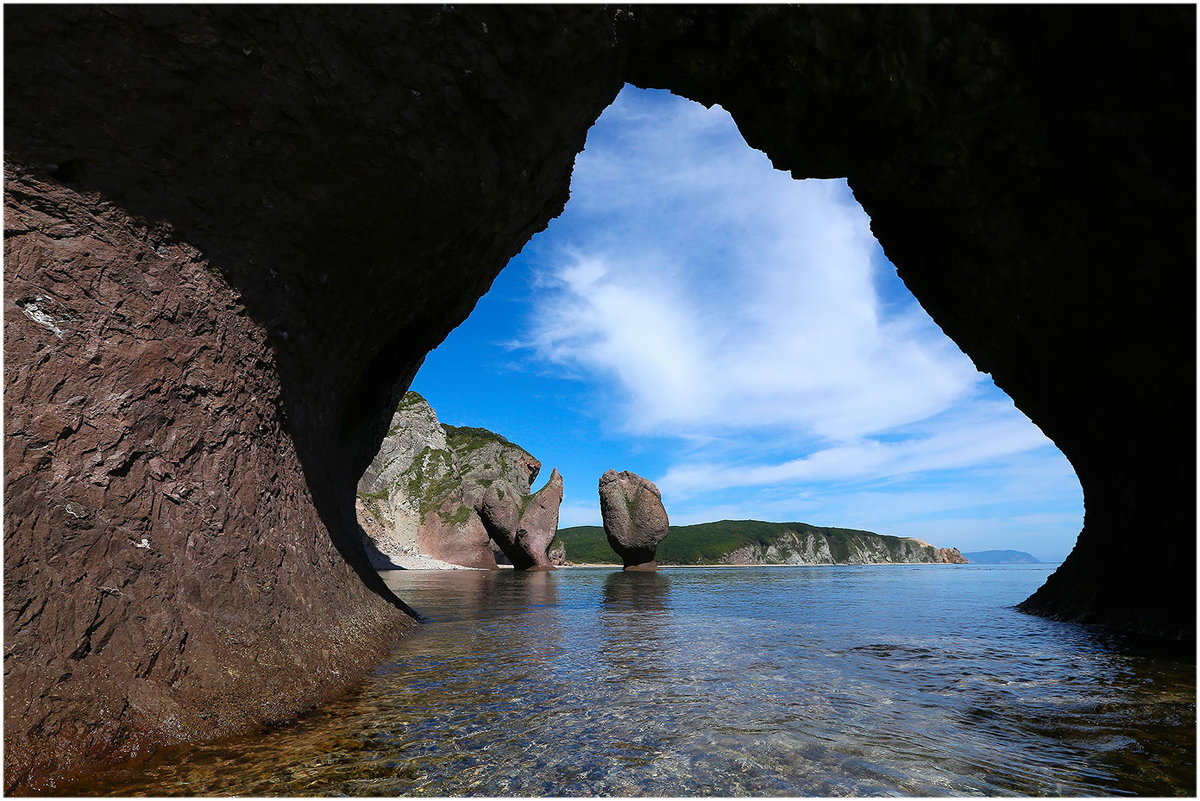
[355,393,448,566]
[356,393,563,571]
[599,470,671,570]
[559,520,966,567]
[4,5,622,791]
[510,469,564,571]
[3,170,417,792]
[3,2,1192,792]
[937,548,969,565]
[723,533,966,566]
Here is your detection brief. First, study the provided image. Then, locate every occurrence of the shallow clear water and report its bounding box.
[70,565,1194,796]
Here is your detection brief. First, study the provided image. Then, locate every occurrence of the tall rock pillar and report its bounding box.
[598,469,670,571]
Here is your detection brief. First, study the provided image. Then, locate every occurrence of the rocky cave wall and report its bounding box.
[5,169,417,790]
[4,4,1194,792]
[4,6,626,792]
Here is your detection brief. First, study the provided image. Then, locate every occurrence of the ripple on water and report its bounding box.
[59,566,1194,797]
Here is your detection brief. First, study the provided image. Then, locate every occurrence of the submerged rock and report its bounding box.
[356,393,563,570]
[598,469,670,570]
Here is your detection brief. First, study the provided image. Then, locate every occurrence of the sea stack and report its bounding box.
[599,469,670,570]
[496,468,563,571]
[356,392,564,570]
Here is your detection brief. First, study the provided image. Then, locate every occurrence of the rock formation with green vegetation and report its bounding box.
[356,393,562,570]
[557,520,967,566]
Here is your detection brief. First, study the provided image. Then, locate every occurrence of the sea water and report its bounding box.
[68,565,1194,796]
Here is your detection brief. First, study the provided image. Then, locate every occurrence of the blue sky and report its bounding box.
[410,86,1083,562]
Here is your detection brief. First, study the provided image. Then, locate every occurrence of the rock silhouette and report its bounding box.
[599,470,670,570]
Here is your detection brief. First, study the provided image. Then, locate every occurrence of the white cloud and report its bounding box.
[657,401,1055,499]
[523,88,982,444]
[510,86,1082,554]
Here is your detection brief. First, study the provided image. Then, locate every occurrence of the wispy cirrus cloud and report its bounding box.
[656,401,1054,499]
[522,88,982,444]
[502,86,1082,554]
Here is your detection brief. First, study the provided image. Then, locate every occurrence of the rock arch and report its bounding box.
[3,5,1193,791]
[623,6,1195,641]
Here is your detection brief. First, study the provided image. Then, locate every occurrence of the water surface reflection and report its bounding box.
[60,566,1194,797]
[599,571,672,685]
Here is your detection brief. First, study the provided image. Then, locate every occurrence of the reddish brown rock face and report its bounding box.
[937,549,969,565]
[418,461,563,572]
[4,171,416,792]
[418,512,502,571]
[5,6,625,791]
[511,468,564,571]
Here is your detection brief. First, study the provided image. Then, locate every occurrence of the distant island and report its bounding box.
[555,519,966,566]
[961,550,1043,564]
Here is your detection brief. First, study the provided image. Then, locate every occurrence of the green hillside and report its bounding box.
[553,527,615,563]
[556,519,943,565]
